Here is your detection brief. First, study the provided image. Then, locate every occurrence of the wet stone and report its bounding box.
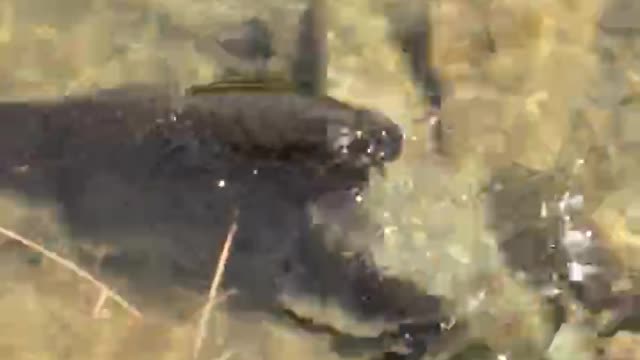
[547,324,596,360]
[600,0,640,33]
[617,104,640,145]
[599,331,640,360]
[626,201,640,234]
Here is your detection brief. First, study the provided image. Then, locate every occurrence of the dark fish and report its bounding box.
[185,0,402,177]
[185,81,403,168]
[85,1,407,183]
[0,83,402,192]
[0,0,402,190]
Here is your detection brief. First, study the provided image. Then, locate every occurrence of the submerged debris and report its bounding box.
[486,160,640,355]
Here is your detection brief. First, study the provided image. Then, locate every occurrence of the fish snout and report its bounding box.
[325,108,404,170]
[360,110,404,164]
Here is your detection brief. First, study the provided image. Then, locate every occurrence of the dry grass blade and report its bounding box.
[193,213,239,360]
[92,288,110,319]
[0,225,143,318]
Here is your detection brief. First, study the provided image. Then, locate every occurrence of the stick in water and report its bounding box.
[193,212,239,360]
[0,226,143,318]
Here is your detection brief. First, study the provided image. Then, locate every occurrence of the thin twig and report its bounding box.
[193,213,239,360]
[92,288,109,319]
[0,226,143,318]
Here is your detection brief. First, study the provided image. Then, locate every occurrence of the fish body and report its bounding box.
[0,85,402,189]
[183,88,403,165]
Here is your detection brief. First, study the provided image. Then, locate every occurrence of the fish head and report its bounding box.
[327,109,403,170]
[358,109,404,164]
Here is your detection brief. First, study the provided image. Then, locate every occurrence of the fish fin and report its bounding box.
[185,77,296,95]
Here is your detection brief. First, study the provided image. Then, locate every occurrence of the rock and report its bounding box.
[600,331,640,360]
[600,0,640,33]
[546,324,596,360]
[592,204,640,275]
[626,200,640,234]
[617,104,640,145]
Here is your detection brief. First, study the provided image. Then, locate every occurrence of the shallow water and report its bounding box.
[0,1,640,359]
